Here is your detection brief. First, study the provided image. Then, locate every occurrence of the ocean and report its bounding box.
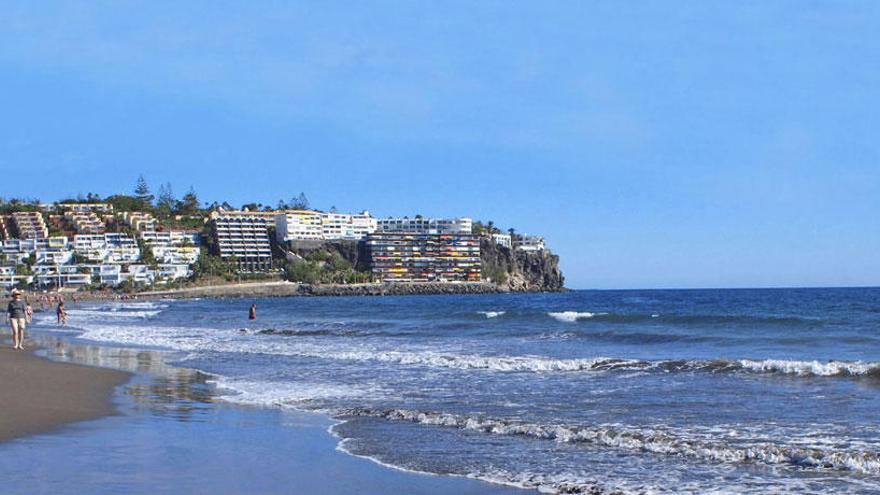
[40,288,880,494]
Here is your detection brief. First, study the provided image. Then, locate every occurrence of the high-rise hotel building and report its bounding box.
[365,232,481,283]
[209,211,273,271]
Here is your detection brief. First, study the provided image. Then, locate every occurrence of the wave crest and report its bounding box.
[549,311,599,322]
[340,408,880,476]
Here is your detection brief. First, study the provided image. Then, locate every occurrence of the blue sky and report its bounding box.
[1,1,878,289]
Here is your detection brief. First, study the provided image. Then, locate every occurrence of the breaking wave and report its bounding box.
[477,311,506,318]
[67,309,162,319]
[339,408,880,476]
[549,311,599,322]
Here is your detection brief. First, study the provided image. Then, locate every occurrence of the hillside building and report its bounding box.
[64,211,105,234]
[321,211,377,240]
[514,235,545,252]
[120,212,157,232]
[10,212,49,239]
[275,210,323,242]
[491,233,512,249]
[376,217,472,235]
[58,203,114,213]
[275,210,378,242]
[365,232,481,283]
[209,212,273,271]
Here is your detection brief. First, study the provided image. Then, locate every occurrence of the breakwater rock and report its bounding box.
[142,281,505,299]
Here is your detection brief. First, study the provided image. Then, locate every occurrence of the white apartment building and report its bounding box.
[58,203,114,213]
[98,264,153,285]
[2,237,68,253]
[120,212,157,232]
[320,210,377,240]
[64,211,105,234]
[140,230,201,246]
[514,235,545,252]
[491,233,513,249]
[73,234,140,263]
[152,264,192,281]
[276,210,378,242]
[275,210,323,241]
[35,271,91,288]
[36,250,74,265]
[106,247,141,263]
[0,273,33,289]
[210,212,273,271]
[73,233,137,251]
[151,245,200,265]
[376,217,473,235]
[10,211,49,239]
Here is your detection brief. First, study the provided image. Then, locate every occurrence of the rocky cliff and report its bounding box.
[480,239,565,292]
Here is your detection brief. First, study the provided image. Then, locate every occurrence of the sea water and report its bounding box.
[45,288,880,494]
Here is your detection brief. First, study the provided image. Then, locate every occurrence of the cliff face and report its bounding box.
[480,239,565,292]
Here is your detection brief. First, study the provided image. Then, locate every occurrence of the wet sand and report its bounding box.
[0,343,131,442]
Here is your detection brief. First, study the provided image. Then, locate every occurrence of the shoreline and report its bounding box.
[0,343,131,443]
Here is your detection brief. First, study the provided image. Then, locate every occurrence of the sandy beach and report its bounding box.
[0,343,131,443]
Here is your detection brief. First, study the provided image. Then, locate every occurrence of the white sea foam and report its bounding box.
[72,323,880,380]
[343,408,880,476]
[68,309,162,319]
[211,377,377,409]
[548,311,604,322]
[737,359,880,377]
[477,311,506,318]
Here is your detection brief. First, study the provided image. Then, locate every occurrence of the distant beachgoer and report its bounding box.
[24,298,33,325]
[57,301,68,325]
[6,290,27,350]
[249,304,257,321]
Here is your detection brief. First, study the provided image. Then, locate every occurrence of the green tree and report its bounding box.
[106,194,142,212]
[283,259,320,284]
[192,249,236,279]
[156,182,176,219]
[291,192,309,210]
[134,175,153,210]
[178,187,201,216]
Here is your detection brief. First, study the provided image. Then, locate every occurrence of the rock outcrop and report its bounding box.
[479,239,565,292]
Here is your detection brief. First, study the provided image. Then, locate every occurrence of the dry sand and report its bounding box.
[0,344,131,442]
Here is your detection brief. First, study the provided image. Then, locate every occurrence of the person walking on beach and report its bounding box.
[249,304,257,321]
[24,298,33,325]
[57,301,68,325]
[6,290,27,350]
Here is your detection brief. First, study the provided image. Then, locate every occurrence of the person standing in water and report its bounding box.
[57,301,68,325]
[6,290,27,350]
[249,304,257,321]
